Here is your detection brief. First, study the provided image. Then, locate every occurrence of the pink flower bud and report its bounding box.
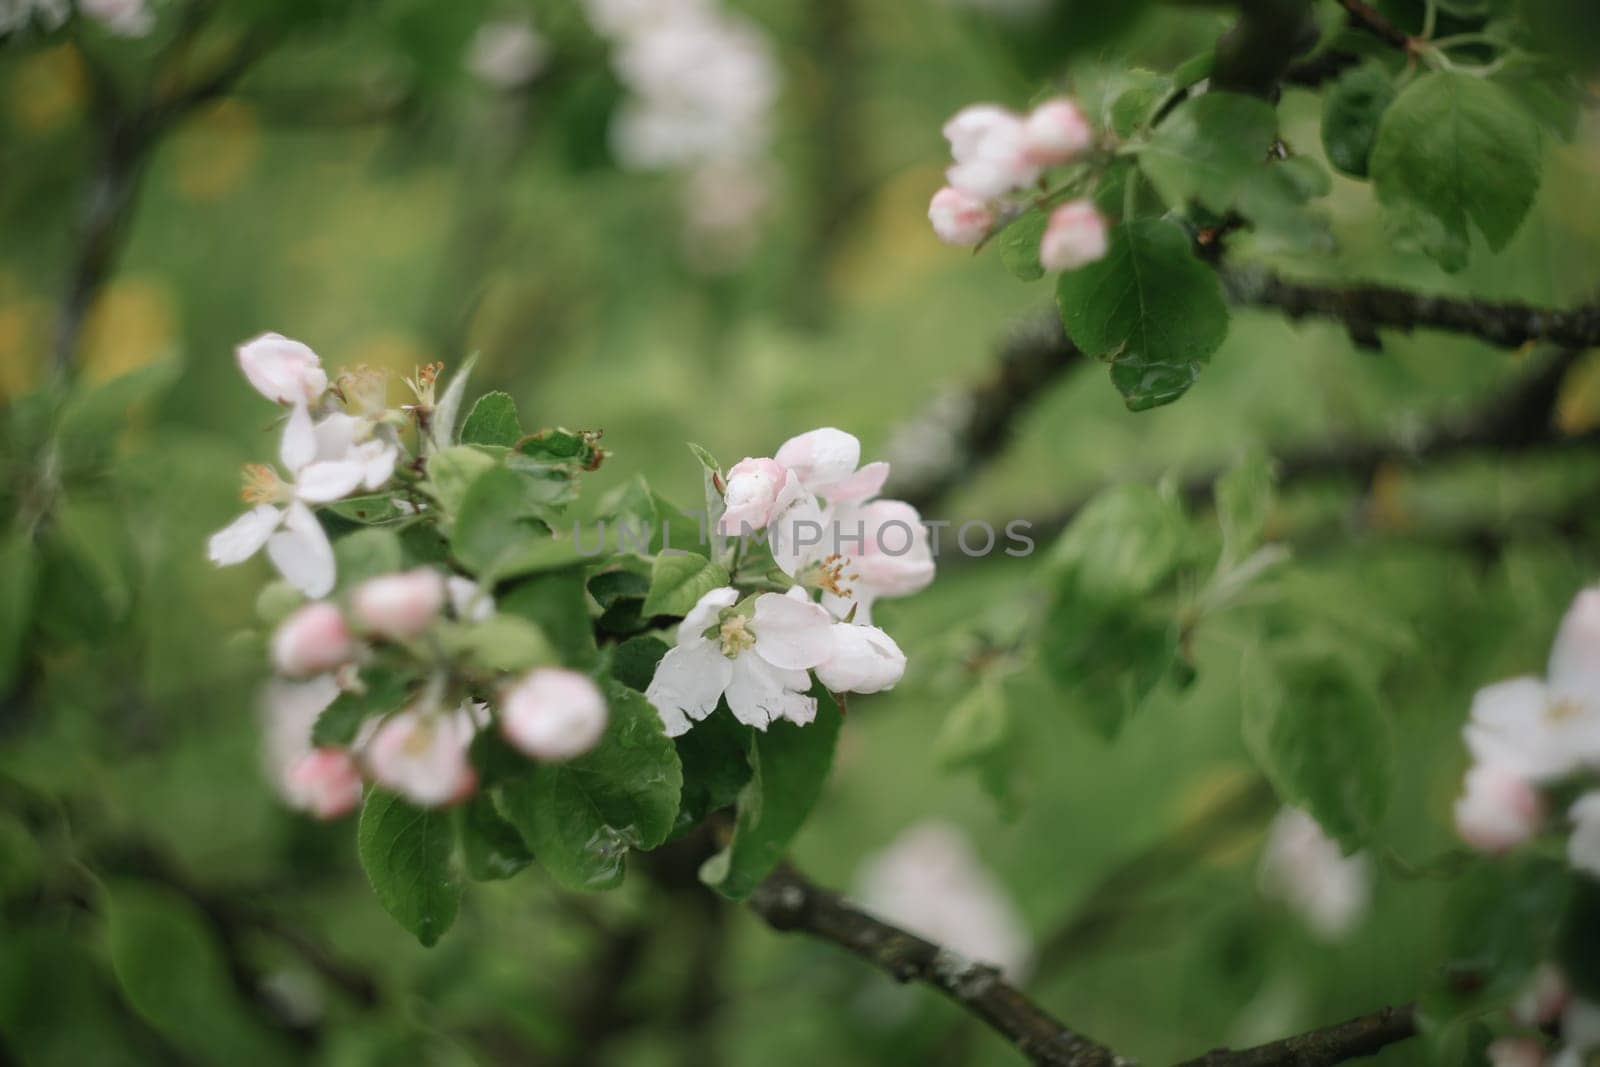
[282,748,363,819]
[1022,98,1092,166]
[352,568,446,640]
[1039,199,1108,272]
[942,105,1038,199]
[1454,763,1545,853]
[365,707,478,807]
[271,602,356,678]
[236,332,328,406]
[501,668,608,762]
[942,104,1021,163]
[720,457,787,533]
[928,186,994,247]
[816,623,906,694]
[1487,1037,1546,1067]
[1512,965,1568,1027]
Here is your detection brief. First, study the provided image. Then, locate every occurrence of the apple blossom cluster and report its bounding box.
[1256,806,1372,941]
[1446,584,1600,1067]
[928,98,1110,272]
[645,428,933,737]
[210,334,609,819]
[1,0,152,37]
[578,0,780,267]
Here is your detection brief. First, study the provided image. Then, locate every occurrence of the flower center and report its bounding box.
[802,554,857,599]
[1547,697,1584,723]
[718,615,756,657]
[241,464,289,504]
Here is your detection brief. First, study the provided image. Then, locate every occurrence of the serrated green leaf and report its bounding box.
[515,427,606,471]
[1050,482,1187,600]
[1038,594,1179,739]
[105,880,296,1063]
[455,792,533,881]
[610,634,669,692]
[700,689,842,900]
[1056,218,1229,410]
[671,705,755,838]
[333,528,404,590]
[425,444,498,519]
[643,553,729,618]
[1241,650,1393,850]
[1215,454,1274,565]
[1321,63,1396,178]
[935,677,1023,816]
[498,568,598,668]
[598,474,707,558]
[1370,71,1543,272]
[451,466,571,578]
[357,790,462,946]
[1141,92,1278,212]
[998,207,1049,281]
[498,683,682,891]
[461,391,523,447]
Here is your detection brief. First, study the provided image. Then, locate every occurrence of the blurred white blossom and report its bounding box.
[467,17,548,90]
[1257,807,1371,941]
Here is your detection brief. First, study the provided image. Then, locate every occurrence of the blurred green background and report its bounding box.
[3,0,1599,1064]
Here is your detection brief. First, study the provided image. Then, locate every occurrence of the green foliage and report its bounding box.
[1049,483,1188,600]
[0,525,37,692]
[997,207,1049,282]
[1371,71,1543,272]
[642,552,730,618]
[1215,453,1275,566]
[671,708,755,839]
[1056,219,1230,410]
[357,790,463,946]
[460,391,523,447]
[451,466,582,579]
[455,793,533,881]
[935,676,1022,815]
[497,683,682,891]
[701,690,843,900]
[499,568,599,668]
[313,666,412,746]
[1241,650,1394,850]
[333,527,404,589]
[1321,64,1397,178]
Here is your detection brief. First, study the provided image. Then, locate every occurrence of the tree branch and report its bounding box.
[1334,0,1414,52]
[1221,266,1600,351]
[748,863,1132,1067]
[1170,1003,1417,1066]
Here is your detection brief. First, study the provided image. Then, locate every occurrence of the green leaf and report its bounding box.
[1241,650,1393,850]
[1215,454,1275,565]
[1038,594,1180,739]
[312,668,412,747]
[498,568,598,668]
[451,466,573,578]
[1141,92,1278,213]
[687,443,728,557]
[610,634,669,693]
[598,474,707,558]
[333,528,403,590]
[1050,482,1187,600]
[455,792,533,881]
[1441,856,1569,1008]
[460,392,522,447]
[1056,218,1229,410]
[425,444,498,519]
[515,427,607,471]
[1106,68,1170,138]
[438,614,555,673]
[326,494,407,525]
[643,553,730,618]
[1321,63,1396,178]
[57,359,181,463]
[700,689,842,900]
[935,677,1023,816]
[105,880,296,1063]
[1370,71,1543,272]
[671,706,755,838]
[53,496,132,620]
[0,525,36,692]
[357,790,463,946]
[998,207,1048,281]
[497,682,682,891]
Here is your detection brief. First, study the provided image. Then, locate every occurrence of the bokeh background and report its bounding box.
[3,0,1600,1064]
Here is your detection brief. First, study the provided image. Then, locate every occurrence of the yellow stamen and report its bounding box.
[240,464,286,505]
[719,615,756,657]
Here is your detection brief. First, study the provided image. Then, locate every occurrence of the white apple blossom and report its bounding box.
[364,702,483,808]
[1257,807,1372,941]
[1490,1038,1548,1067]
[447,576,495,622]
[1039,199,1109,272]
[500,668,609,761]
[271,601,357,678]
[856,821,1033,981]
[819,498,936,624]
[773,427,890,504]
[646,586,835,736]
[1568,792,1600,879]
[928,186,994,247]
[79,0,152,36]
[0,0,69,34]
[943,105,1039,200]
[1455,762,1545,854]
[352,568,446,640]
[1022,98,1093,166]
[208,403,379,597]
[719,456,786,534]
[236,333,329,407]
[1513,965,1569,1028]
[260,676,362,819]
[468,17,549,89]
[815,622,906,694]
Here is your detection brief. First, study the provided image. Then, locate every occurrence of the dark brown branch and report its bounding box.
[1210,0,1320,97]
[1334,0,1414,51]
[1221,266,1600,351]
[748,864,1131,1067]
[1170,1003,1417,1066]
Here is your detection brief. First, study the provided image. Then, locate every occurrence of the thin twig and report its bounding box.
[1335,0,1414,51]
[1169,1003,1417,1066]
[748,863,1132,1067]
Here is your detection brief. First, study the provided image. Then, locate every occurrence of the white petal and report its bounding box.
[822,460,890,503]
[360,443,398,491]
[313,412,363,460]
[725,653,814,730]
[815,624,905,694]
[1570,793,1600,879]
[280,402,317,473]
[1465,676,1574,782]
[676,585,740,646]
[767,472,825,578]
[1551,586,1600,701]
[645,643,733,735]
[295,460,367,503]
[208,504,282,565]
[267,502,336,597]
[775,427,861,493]
[752,591,835,669]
